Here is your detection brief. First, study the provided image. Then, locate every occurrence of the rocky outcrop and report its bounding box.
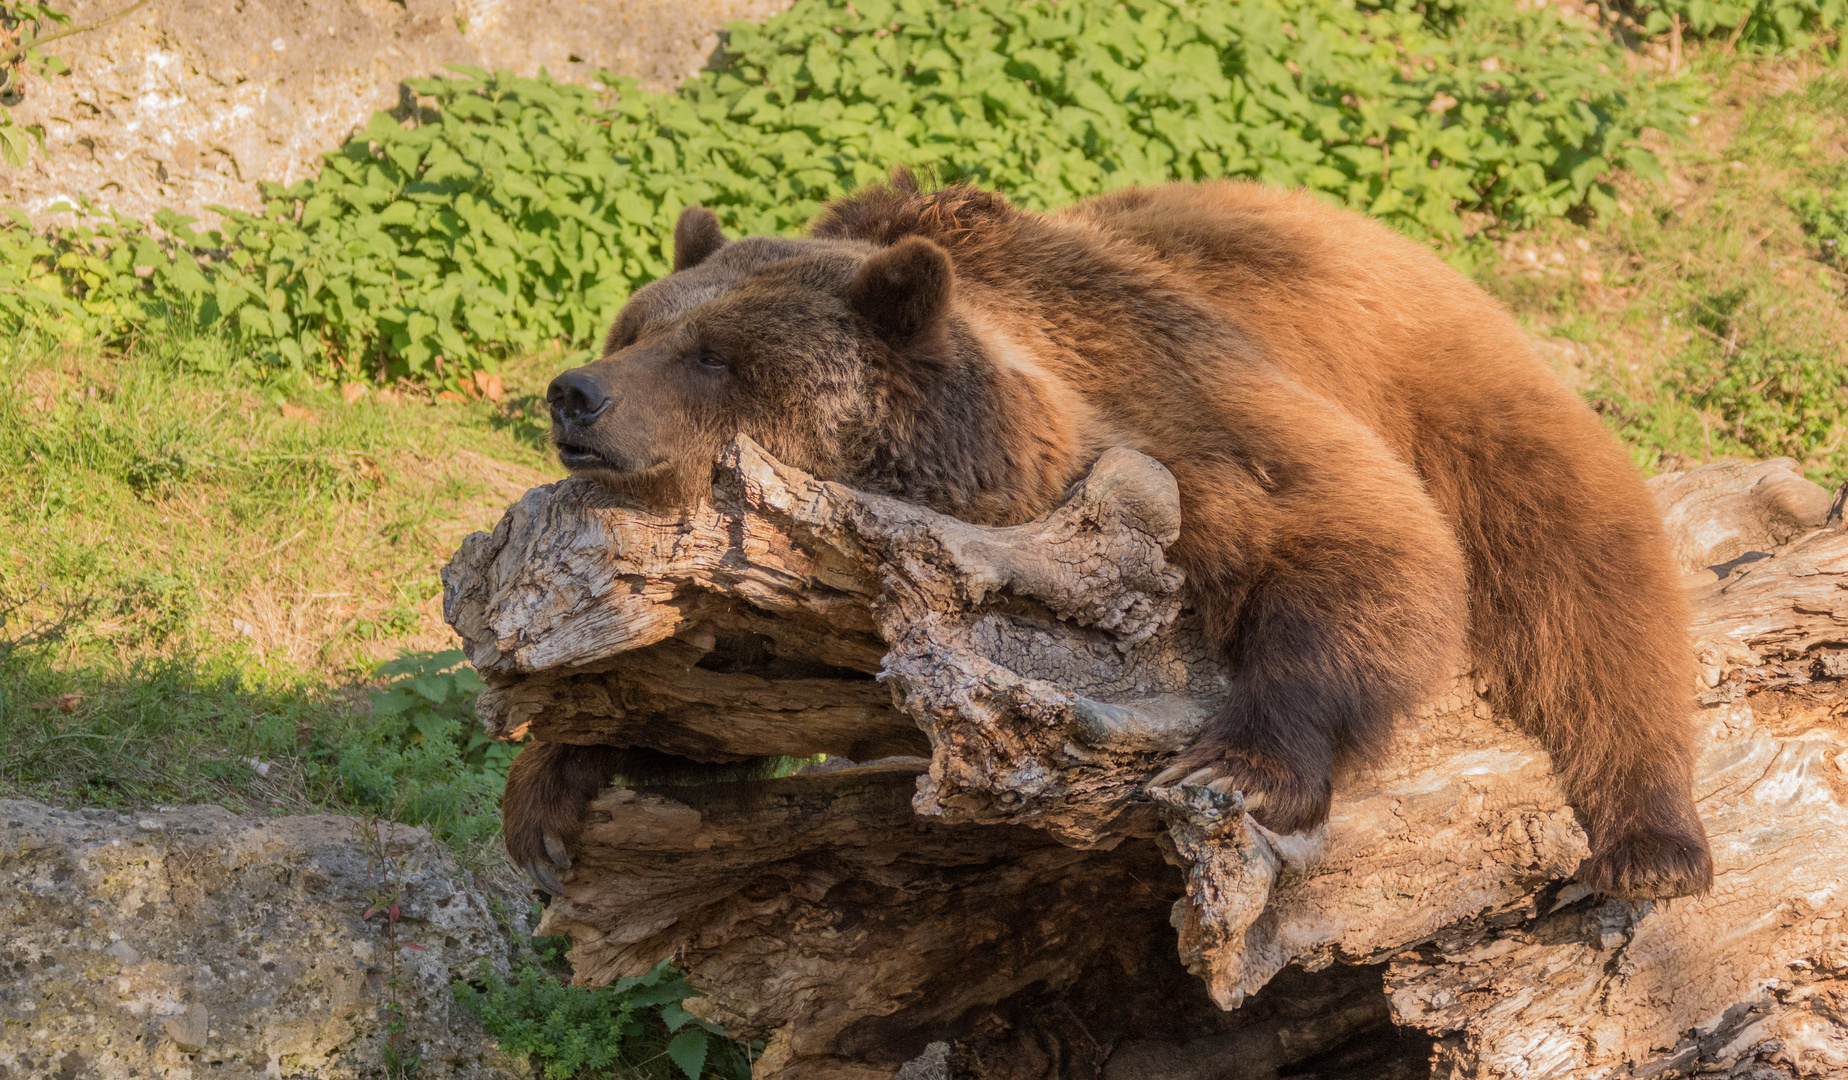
[0,801,522,1078]
[6,0,790,226]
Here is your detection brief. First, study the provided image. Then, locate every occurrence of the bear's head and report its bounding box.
[545,206,1069,523]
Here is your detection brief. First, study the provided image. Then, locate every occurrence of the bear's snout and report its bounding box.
[547,368,613,428]
[547,367,632,473]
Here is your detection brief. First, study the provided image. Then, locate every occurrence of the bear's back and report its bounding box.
[814,178,1619,520]
[1060,184,1642,537]
[1055,183,1560,429]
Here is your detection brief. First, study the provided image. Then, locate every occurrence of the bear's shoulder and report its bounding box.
[811,175,1017,246]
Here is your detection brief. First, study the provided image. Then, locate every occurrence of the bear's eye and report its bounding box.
[695,349,728,372]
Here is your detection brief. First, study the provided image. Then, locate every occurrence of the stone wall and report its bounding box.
[3,0,790,226]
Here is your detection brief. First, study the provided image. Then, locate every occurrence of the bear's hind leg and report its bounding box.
[1478,571,1714,899]
[1510,649,1713,900]
[1451,408,1714,899]
[1581,792,1712,900]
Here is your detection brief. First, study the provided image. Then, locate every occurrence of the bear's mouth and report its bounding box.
[553,441,672,479]
[554,440,614,471]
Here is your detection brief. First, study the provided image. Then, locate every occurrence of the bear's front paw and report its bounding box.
[505,805,576,897]
[1580,826,1714,900]
[501,742,625,896]
[1147,751,1331,835]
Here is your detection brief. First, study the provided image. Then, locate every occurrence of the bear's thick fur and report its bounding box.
[512,175,1712,901]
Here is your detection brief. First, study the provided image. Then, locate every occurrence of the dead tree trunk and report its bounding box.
[442,441,1848,1080]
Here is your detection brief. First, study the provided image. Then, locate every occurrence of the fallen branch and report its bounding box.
[444,443,1848,1079]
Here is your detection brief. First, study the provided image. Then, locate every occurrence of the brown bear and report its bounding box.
[506,174,1713,901]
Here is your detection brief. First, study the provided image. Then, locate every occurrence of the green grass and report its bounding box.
[0,647,333,812]
[0,328,558,675]
[0,327,562,856]
[1473,52,1848,483]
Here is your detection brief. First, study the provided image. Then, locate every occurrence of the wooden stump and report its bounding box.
[443,442,1848,1079]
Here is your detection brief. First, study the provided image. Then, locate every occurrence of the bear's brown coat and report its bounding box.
[512,176,1711,900]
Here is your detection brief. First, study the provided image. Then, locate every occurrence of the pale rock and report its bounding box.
[9,0,794,228]
[0,801,526,1079]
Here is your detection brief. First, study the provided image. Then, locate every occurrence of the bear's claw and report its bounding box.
[502,742,627,898]
[508,820,577,896]
[1150,764,1190,786]
[1145,764,1270,814]
[1146,753,1325,834]
[512,825,573,896]
[542,830,572,871]
[526,856,568,898]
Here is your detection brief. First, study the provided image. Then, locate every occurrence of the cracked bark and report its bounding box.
[443,442,1848,1080]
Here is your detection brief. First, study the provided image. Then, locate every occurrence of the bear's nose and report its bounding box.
[547,369,612,427]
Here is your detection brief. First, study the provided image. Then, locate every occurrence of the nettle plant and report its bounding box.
[3,0,1686,387]
[454,959,757,1080]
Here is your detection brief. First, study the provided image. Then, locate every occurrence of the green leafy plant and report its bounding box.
[455,958,756,1079]
[334,648,524,845]
[1631,0,1846,53]
[368,648,521,781]
[1792,182,1848,269]
[1,0,1689,386]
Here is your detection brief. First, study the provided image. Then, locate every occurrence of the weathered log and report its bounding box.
[442,439,1848,1079]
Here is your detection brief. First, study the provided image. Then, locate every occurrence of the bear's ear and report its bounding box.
[673,206,727,272]
[845,236,953,344]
